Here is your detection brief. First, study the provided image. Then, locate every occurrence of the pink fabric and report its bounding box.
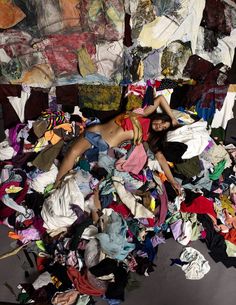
[180,196,216,218]
[115,143,147,175]
[35,32,96,76]
[157,183,168,226]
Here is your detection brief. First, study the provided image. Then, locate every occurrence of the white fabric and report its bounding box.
[176,220,192,246]
[196,27,236,67]
[180,247,210,280]
[211,91,236,129]
[33,271,53,290]
[41,175,86,235]
[31,164,58,193]
[166,121,210,159]
[138,0,205,53]
[0,48,11,63]
[81,225,98,240]
[0,140,15,160]
[200,140,232,168]
[95,40,123,81]
[7,90,30,123]
[112,176,154,219]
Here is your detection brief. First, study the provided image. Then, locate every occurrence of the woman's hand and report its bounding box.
[171,180,182,195]
[171,117,179,127]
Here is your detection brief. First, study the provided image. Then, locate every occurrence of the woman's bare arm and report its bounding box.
[155,151,182,195]
[143,95,178,126]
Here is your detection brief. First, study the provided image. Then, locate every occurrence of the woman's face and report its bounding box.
[151,119,171,132]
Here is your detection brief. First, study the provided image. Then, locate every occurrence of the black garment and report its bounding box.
[170,84,191,109]
[89,258,128,300]
[142,86,154,107]
[161,142,188,163]
[0,104,6,142]
[184,189,202,206]
[227,48,236,83]
[197,214,236,268]
[56,84,78,106]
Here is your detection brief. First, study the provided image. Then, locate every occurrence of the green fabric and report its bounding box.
[78,159,90,172]
[36,240,46,252]
[210,127,225,144]
[209,159,226,180]
[78,84,122,111]
[174,156,201,178]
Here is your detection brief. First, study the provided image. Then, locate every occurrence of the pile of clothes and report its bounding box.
[0,97,236,304]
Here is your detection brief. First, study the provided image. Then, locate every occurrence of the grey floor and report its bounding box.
[1,225,236,305]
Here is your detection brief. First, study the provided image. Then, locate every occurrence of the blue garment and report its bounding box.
[196,98,215,122]
[96,211,135,261]
[84,131,109,151]
[84,131,109,162]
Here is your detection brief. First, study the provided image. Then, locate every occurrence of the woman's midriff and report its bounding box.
[87,119,134,147]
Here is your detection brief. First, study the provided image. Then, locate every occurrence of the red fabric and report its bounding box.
[108,202,131,218]
[180,196,216,218]
[222,228,236,245]
[67,267,105,296]
[120,116,150,141]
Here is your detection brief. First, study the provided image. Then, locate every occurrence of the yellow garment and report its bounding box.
[44,123,72,145]
[150,197,156,212]
[137,60,144,80]
[221,195,236,216]
[34,137,48,153]
[5,185,22,194]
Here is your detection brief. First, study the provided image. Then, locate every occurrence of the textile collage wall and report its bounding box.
[0,1,236,305]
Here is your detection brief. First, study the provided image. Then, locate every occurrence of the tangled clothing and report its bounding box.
[41,173,90,236]
[166,121,210,159]
[179,247,210,280]
[180,196,217,219]
[138,0,205,53]
[67,267,104,296]
[116,114,150,142]
[89,257,128,301]
[200,139,232,168]
[96,210,135,261]
[30,164,58,194]
[112,176,154,219]
[115,143,147,175]
[32,140,64,172]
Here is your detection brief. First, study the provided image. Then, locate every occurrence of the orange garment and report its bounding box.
[44,123,72,145]
[223,228,236,245]
[0,0,25,29]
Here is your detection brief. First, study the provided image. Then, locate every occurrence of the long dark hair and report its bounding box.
[147,113,173,154]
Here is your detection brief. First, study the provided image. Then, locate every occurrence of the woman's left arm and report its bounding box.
[155,151,182,195]
[143,95,178,127]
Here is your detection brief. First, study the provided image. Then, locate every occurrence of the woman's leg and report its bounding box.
[55,135,91,187]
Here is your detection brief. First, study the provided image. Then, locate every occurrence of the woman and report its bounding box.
[55,95,182,194]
